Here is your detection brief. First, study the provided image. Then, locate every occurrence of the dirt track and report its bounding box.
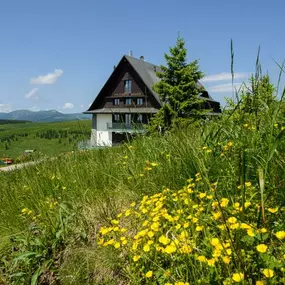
[0,161,39,172]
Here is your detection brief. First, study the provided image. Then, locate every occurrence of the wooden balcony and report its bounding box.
[107,123,146,133]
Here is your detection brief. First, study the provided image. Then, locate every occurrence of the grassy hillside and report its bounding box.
[0,72,285,284]
[0,88,285,284]
[0,120,91,159]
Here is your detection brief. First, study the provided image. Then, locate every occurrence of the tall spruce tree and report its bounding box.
[148,36,208,133]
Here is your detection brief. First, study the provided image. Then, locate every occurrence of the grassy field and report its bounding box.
[0,76,285,284]
[0,120,91,160]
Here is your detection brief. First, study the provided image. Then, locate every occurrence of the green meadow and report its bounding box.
[0,78,285,284]
[0,120,91,160]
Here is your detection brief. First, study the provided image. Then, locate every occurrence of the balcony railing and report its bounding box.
[107,123,146,133]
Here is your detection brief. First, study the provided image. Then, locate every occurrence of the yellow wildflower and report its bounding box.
[145,271,153,278]
[256,244,268,253]
[143,244,150,252]
[207,258,216,267]
[220,198,229,208]
[268,207,278,213]
[199,192,207,199]
[151,222,160,231]
[114,242,120,249]
[144,167,152,171]
[133,255,140,262]
[213,212,221,220]
[195,225,204,231]
[159,235,170,245]
[245,181,252,187]
[256,281,264,285]
[211,238,220,247]
[164,243,176,254]
[232,273,244,282]
[222,256,231,264]
[244,201,251,208]
[262,269,274,278]
[275,231,285,240]
[227,217,237,224]
[180,245,193,253]
[197,255,207,262]
[247,228,255,237]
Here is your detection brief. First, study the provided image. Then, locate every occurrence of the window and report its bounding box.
[137,98,143,105]
[113,114,120,122]
[114,98,120,105]
[137,114,143,122]
[125,98,132,105]
[125,114,131,128]
[124,80,132,93]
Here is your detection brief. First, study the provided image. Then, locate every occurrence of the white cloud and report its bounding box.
[201,72,250,83]
[29,106,40,111]
[30,69,63,85]
[62,103,74,109]
[25,88,39,99]
[207,83,243,93]
[0,104,12,113]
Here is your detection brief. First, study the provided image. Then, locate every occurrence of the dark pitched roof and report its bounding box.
[124,55,162,104]
[86,55,219,112]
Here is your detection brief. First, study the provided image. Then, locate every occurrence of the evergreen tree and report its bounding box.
[148,36,208,133]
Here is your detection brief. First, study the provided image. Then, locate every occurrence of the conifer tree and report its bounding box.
[148,36,209,132]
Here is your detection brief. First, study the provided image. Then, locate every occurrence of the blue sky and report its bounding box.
[0,0,284,113]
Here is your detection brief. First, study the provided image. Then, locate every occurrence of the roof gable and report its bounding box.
[87,55,161,112]
[87,55,220,112]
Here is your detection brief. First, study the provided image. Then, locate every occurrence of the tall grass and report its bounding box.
[0,71,285,284]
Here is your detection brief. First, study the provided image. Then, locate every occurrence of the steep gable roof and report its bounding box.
[86,55,219,112]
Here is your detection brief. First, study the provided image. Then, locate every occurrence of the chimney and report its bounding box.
[140,56,144,61]
[129,50,133,57]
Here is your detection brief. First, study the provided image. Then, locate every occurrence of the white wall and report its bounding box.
[90,114,112,146]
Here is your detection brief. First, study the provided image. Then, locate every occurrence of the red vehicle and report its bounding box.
[0,158,13,164]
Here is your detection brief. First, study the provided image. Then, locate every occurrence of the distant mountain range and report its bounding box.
[0,110,91,123]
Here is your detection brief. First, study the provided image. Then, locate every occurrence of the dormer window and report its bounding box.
[124,80,132,93]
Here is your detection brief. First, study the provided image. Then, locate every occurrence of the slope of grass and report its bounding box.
[0,120,91,159]
[0,80,285,284]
